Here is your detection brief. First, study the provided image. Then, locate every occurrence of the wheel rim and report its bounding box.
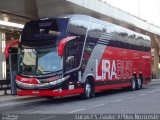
[132,78,136,89]
[137,78,141,88]
[85,83,91,98]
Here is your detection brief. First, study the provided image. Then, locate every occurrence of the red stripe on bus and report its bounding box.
[17,88,84,97]
[95,83,131,91]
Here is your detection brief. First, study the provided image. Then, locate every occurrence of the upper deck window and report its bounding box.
[21,18,69,43]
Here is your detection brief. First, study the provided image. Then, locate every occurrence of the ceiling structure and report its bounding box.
[0,0,159,48]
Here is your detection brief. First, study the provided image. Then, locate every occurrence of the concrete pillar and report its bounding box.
[153,47,159,78]
[0,32,6,80]
[24,0,39,19]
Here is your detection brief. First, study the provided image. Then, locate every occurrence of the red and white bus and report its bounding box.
[5,15,151,99]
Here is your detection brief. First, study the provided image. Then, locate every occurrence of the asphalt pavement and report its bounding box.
[0,79,160,120]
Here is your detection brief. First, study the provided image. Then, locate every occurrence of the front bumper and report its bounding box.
[16,75,70,90]
[17,88,84,97]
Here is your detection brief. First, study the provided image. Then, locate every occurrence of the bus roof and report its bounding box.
[30,14,151,41]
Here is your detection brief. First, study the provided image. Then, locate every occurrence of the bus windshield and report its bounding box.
[19,47,62,75]
[21,18,69,43]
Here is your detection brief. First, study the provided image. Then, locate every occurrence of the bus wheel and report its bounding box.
[130,76,136,91]
[81,80,94,99]
[136,76,143,90]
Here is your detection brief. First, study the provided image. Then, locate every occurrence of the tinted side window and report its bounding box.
[65,40,78,71]
[145,39,151,52]
[65,19,88,71]
[88,22,110,46]
[67,19,88,41]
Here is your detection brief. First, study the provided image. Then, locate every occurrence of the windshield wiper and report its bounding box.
[41,71,54,74]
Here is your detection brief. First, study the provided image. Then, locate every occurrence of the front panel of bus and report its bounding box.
[16,17,90,96]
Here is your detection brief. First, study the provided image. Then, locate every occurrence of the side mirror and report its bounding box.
[58,36,76,56]
[5,40,20,58]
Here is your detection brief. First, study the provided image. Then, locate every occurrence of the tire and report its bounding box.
[130,76,136,91]
[81,80,94,99]
[136,76,143,90]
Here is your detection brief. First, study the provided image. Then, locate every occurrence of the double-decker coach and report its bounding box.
[5,14,151,99]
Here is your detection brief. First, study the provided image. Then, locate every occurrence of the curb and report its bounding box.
[0,95,42,103]
[151,79,160,82]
